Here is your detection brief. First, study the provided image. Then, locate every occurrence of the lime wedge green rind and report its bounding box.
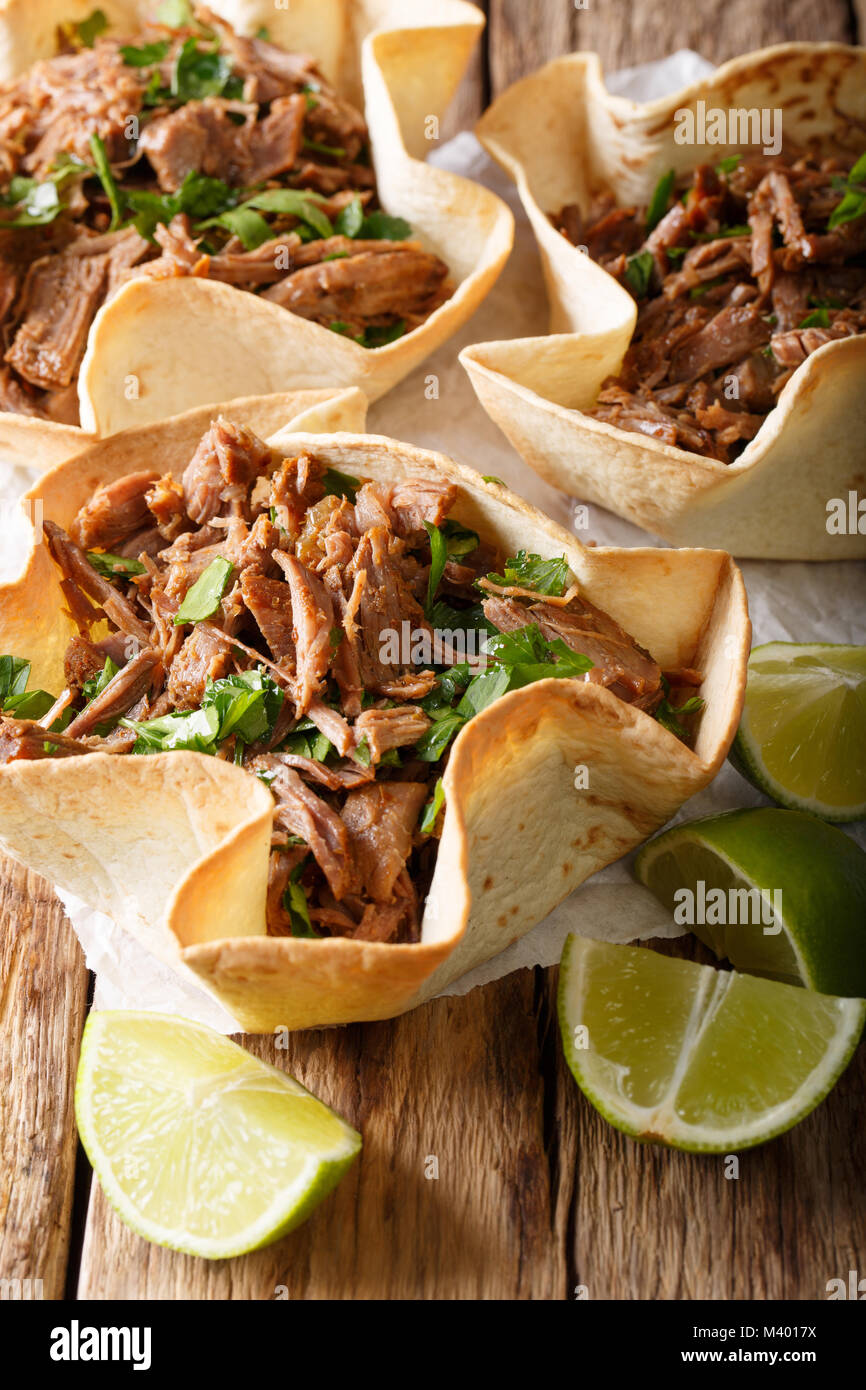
[558,936,865,1154]
[731,641,866,822]
[634,807,866,998]
[75,1012,362,1260]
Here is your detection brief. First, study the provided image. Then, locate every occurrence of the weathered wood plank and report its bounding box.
[77,971,563,1300]
[487,0,855,94]
[544,945,866,1301]
[439,0,489,141]
[0,857,88,1300]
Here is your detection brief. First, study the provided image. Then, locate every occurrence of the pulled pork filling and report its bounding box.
[0,6,451,422]
[0,418,704,943]
[552,150,866,462]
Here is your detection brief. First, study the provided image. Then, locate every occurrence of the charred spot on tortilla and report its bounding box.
[551,150,866,463]
[0,413,701,943]
[0,10,452,423]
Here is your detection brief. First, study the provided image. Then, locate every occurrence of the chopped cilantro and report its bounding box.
[485,550,570,597]
[645,169,675,233]
[86,550,147,579]
[624,250,654,298]
[420,777,445,833]
[173,557,234,625]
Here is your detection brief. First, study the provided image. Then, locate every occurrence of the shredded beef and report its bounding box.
[553,151,866,462]
[25,419,677,946]
[0,14,451,422]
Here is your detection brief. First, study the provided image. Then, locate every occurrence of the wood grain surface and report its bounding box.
[3,0,864,1302]
[0,861,88,1300]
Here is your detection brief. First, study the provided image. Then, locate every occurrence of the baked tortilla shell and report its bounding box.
[0,0,513,441]
[466,44,866,559]
[0,423,750,1031]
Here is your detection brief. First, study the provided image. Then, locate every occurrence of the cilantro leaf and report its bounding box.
[485,550,570,597]
[80,657,119,706]
[424,520,481,617]
[203,670,284,745]
[304,138,346,159]
[424,521,449,618]
[171,38,235,102]
[715,154,742,175]
[120,40,171,66]
[89,134,123,231]
[76,9,108,47]
[0,655,32,705]
[173,557,234,625]
[334,195,364,238]
[827,153,866,230]
[359,211,412,240]
[3,688,56,719]
[124,704,221,753]
[197,189,332,248]
[415,624,593,762]
[415,710,465,762]
[358,320,406,348]
[284,862,319,937]
[86,550,147,580]
[0,654,56,719]
[420,777,445,833]
[280,726,332,761]
[645,169,675,232]
[321,466,360,502]
[624,250,654,298]
[799,308,830,329]
[124,669,284,754]
[654,675,704,739]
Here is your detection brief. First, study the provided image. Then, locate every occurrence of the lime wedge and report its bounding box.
[731,641,866,821]
[75,1012,361,1259]
[634,808,866,998]
[558,936,865,1152]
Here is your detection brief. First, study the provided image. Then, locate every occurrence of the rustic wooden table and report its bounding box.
[2,0,865,1302]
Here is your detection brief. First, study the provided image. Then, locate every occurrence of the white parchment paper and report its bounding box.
[3,53,864,1030]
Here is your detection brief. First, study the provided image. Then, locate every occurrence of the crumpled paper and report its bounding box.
[4,52,864,1030]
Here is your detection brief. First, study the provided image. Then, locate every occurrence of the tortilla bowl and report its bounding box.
[0,0,513,447]
[0,405,749,1031]
[464,43,866,560]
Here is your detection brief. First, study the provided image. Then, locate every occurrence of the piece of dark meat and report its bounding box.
[668,305,770,384]
[341,782,428,903]
[388,479,458,539]
[43,521,152,647]
[240,572,296,666]
[65,648,161,737]
[343,526,435,696]
[182,417,272,525]
[167,627,233,710]
[249,751,373,792]
[69,471,160,550]
[262,246,449,329]
[19,40,146,176]
[353,706,431,763]
[275,554,335,714]
[266,764,356,900]
[482,593,663,711]
[146,474,189,541]
[5,251,106,390]
[770,321,860,367]
[138,94,306,191]
[64,634,110,690]
[0,717,94,763]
